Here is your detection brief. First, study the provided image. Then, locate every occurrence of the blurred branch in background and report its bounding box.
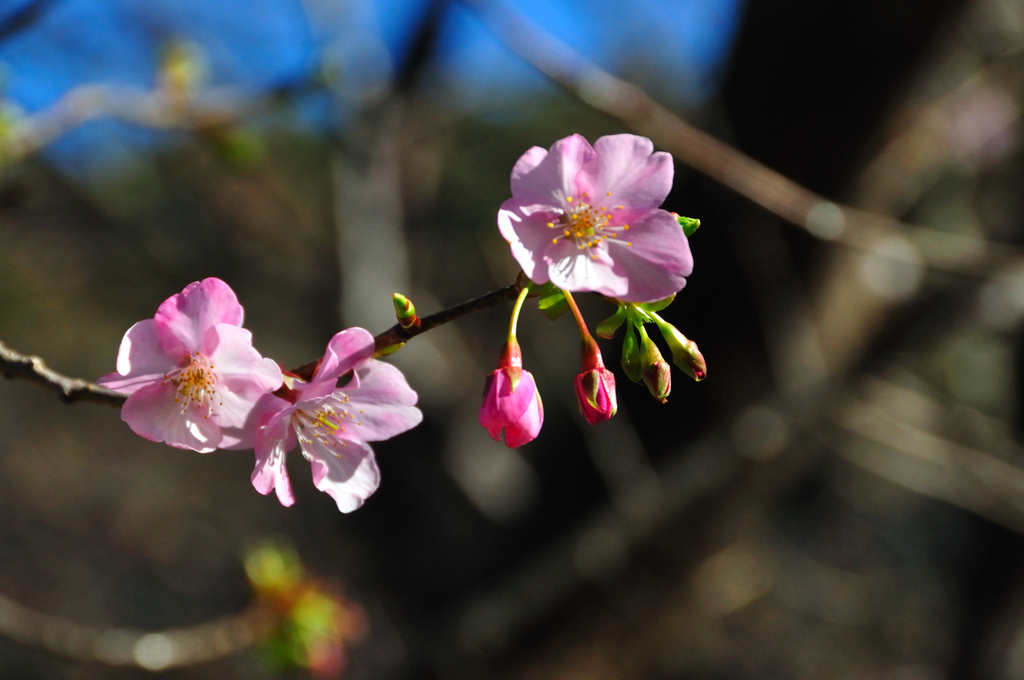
[462,0,1024,283]
[0,539,362,675]
[0,594,267,671]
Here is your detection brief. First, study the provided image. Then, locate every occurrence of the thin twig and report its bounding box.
[291,283,520,380]
[372,283,519,351]
[1,283,521,402]
[0,340,126,406]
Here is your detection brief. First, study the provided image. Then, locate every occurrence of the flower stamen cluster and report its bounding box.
[167,351,222,416]
[546,194,633,256]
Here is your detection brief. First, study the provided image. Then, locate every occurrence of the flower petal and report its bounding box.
[205,324,283,392]
[315,328,375,383]
[97,320,180,395]
[155,278,245,355]
[218,384,283,449]
[511,146,548,183]
[341,360,422,441]
[546,247,629,298]
[577,134,674,212]
[502,388,543,448]
[254,399,299,459]
[498,197,566,284]
[606,210,693,302]
[121,381,222,452]
[511,134,595,207]
[251,434,295,507]
[305,438,381,513]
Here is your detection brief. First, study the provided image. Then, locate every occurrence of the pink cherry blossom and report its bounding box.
[98,278,283,452]
[479,340,544,448]
[498,133,693,303]
[252,328,422,513]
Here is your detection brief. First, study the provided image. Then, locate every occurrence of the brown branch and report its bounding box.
[2,283,521,402]
[0,339,127,406]
[291,283,520,380]
[371,283,520,351]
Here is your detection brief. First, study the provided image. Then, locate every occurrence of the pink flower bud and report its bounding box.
[479,340,544,447]
[574,335,617,425]
[574,364,617,425]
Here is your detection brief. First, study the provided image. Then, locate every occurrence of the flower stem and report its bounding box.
[562,290,595,342]
[508,285,531,342]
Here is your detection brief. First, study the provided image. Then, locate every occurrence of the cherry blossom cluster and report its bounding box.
[481,133,705,447]
[98,278,422,513]
[97,132,704,511]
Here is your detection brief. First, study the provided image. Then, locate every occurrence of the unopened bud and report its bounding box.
[575,339,616,425]
[656,320,706,381]
[575,365,617,425]
[621,324,642,383]
[672,213,701,237]
[639,327,671,403]
[392,293,421,331]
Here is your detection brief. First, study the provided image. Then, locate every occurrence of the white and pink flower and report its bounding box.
[498,133,693,303]
[98,278,283,452]
[252,328,422,513]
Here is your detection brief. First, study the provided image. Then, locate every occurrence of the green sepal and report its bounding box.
[637,294,675,314]
[623,302,654,325]
[596,306,627,339]
[536,282,568,320]
[677,215,701,237]
[621,323,643,383]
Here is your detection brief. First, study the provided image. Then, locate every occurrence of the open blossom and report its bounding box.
[252,328,422,513]
[479,339,544,448]
[498,133,693,303]
[98,278,283,452]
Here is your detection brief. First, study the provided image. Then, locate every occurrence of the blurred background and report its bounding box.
[3,0,1024,677]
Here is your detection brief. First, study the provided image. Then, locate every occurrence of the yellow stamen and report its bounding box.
[318,414,339,431]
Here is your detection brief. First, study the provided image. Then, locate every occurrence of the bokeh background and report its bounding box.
[3,0,1024,677]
